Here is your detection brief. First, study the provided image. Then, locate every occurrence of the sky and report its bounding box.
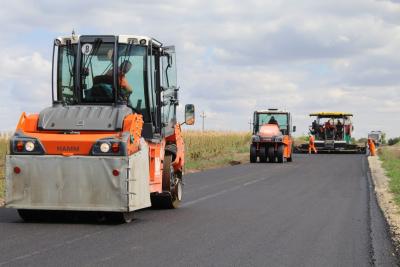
[0,0,399,138]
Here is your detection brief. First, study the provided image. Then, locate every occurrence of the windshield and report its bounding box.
[368,134,379,140]
[256,113,288,132]
[81,42,115,103]
[56,41,148,111]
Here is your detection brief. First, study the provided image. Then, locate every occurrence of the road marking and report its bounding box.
[182,176,269,207]
[243,178,264,186]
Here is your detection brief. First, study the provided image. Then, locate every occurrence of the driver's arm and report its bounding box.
[120,76,133,93]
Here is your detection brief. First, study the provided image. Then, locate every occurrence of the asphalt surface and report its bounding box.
[0,154,397,266]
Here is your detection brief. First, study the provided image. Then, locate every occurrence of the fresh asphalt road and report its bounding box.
[0,154,397,266]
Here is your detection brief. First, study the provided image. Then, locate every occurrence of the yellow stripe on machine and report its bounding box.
[309,112,353,117]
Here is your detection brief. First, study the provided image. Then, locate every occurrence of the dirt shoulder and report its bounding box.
[186,152,249,173]
[368,156,400,249]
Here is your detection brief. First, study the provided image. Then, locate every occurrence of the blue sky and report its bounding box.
[0,0,399,138]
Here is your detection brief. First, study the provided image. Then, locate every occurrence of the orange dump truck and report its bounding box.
[250,109,296,163]
[5,34,195,222]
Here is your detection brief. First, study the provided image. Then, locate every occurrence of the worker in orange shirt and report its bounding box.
[105,60,133,102]
[309,134,317,154]
[367,138,376,156]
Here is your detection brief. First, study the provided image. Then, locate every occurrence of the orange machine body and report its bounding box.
[255,124,293,159]
[250,109,296,164]
[14,112,185,194]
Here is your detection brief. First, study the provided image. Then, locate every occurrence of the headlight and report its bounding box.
[252,135,260,142]
[91,138,126,156]
[100,142,111,153]
[25,141,35,152]
[11,137,45,155]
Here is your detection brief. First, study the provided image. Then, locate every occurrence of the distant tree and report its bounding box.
[388,137,400,146]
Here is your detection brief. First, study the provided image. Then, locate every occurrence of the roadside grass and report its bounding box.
[379,145,400,206]
[183,131,251,171]
[0,139,8,199]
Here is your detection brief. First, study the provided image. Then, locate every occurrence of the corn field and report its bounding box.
[182,131,251,169]
[0,137,8,199]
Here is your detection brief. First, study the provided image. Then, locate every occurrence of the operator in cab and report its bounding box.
[104,58,133,102]
[268,116,278,125]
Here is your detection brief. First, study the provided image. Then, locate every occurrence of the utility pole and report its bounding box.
[248,119,253,132]
[200,111,206,132]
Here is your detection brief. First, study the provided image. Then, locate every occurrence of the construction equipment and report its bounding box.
[295,112,366,153]
[250,109,295,163]
[368,131,383,147]
[5,34,195,223]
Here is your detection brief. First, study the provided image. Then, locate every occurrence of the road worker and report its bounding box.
[324,119,336,139]
[367,138,376,156]
[344,116,352,144]
[311,120,318,135]
[336,120,343,140]
[309,134,317,154]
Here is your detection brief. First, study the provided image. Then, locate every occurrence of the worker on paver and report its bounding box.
[368,138,376,156]
[344,116,352,144]
[309,134,317,154]
[336,120,343,140]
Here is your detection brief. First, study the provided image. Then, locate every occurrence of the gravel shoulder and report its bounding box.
[369,156,400,254]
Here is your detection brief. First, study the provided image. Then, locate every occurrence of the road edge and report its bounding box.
[367,156,400,265]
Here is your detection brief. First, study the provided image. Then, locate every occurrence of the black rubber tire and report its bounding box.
[165,144,177,161]
[152,154,182,209]
[267,146,275,163]
[277,145,285,163]
[250,144,257,163]
[259,146,267,163]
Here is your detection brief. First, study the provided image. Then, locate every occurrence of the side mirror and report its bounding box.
[184,104,195,125]
[293,126,297,132]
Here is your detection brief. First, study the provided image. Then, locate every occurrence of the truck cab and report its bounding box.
[368,131,383,147]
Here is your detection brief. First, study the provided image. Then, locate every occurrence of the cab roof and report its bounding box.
[56,34,162,47]
[256,108,289,114]
[309,112,353,118]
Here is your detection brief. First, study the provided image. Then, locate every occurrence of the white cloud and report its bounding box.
[0,0,399,138]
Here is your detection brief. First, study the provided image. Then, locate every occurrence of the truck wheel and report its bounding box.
[267,146,275,163]
[277,145,284,163]
[250,144,257,163]
[165,144,177,161]
[259,146,267,163]
[152,154,182,209]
